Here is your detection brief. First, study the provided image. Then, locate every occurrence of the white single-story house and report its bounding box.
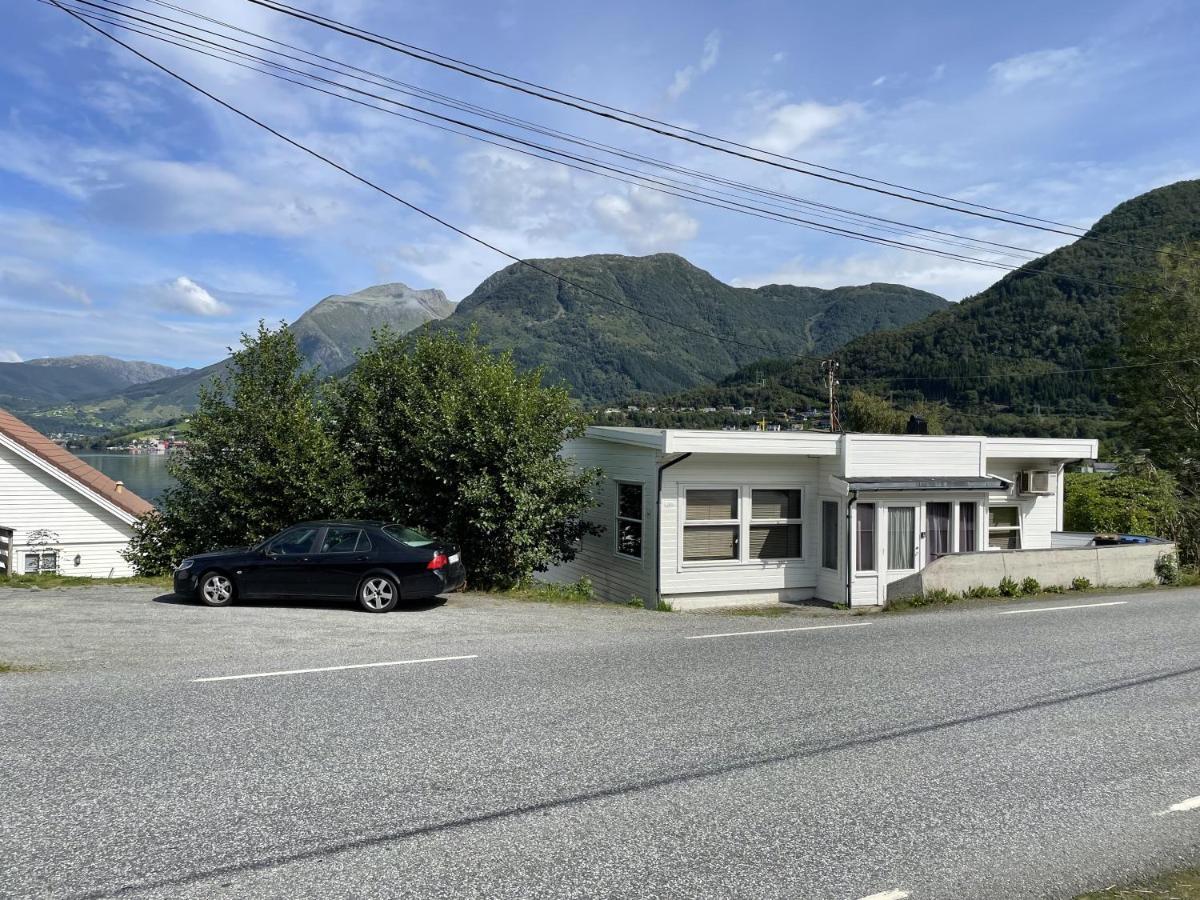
[0,408,154,578]
[544,426,1162,610]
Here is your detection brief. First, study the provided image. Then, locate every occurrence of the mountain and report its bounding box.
[291,283,454,374]
[30,283,452,434]
[835,180,1200,416]
[0,355,185,412]
[428,253,949,403]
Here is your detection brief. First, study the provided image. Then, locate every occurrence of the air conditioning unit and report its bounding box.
[1019,470,1052,495]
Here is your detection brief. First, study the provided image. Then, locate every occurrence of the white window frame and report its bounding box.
[986,504,1023,550]
[678,483,806,570]
[614,481,645,561]
[855,502,878,573]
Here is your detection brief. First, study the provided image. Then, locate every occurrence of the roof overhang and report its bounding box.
[841,475,1011,493]
[584,426,840,456]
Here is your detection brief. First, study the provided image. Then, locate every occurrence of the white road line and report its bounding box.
[856,890,910,900]
[684,622,873,641]
[192,654,478,683]
[998,601,1128,616]
[1154,794,1200,816]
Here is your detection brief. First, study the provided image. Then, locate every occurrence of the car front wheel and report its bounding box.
[358,575,399,613]
[199,572,236,607]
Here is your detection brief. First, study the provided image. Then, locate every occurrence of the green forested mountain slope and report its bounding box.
[835,179,1200,412]
[429,253,949,403]
[0,356,184,412]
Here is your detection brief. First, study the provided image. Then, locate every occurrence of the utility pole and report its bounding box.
[822,359,840,433]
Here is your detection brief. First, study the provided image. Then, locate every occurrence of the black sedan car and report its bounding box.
[173,521,466,613]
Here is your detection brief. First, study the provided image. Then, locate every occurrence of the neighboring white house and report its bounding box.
[0,408,154,578]
[546,426,1122,610]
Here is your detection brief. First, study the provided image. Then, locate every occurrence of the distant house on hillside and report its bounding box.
[546,427,1171,609]
[0,408,154,578]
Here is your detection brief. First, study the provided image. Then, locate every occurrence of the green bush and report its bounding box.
[964,585,1001,598]
[626,596,645,608]
[1071,576,1093,591]
[999,576,1021,597]
[1044,584,1066,594]
[1020,576,1041,595]
[1154,553,1181,585]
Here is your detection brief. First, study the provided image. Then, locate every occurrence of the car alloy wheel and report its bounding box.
[359,576,397,613]
[200,573,234,607]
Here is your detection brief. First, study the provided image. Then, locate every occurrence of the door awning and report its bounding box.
[840,476,1010,492]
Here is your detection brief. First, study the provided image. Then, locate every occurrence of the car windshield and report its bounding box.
[383,525,435,548]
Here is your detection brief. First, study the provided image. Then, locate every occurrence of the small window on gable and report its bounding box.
[616,482,644,559]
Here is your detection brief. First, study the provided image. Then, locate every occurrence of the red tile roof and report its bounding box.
[0,407,156,519]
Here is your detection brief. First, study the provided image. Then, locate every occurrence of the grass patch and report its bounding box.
[493,577,596,605]
[1,573,172,590]
[0,661,43,675]
[718,606,796,617]
[1076,866,1200,899]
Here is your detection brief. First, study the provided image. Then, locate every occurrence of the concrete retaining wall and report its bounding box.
[887,542,1175,603]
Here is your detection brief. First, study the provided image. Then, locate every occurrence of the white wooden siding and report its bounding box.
[0,443,137,577]
[542,437,660,604]
[660,454,822,601]
[845,435,985,478]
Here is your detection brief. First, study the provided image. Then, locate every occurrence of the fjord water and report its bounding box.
[75,452,176,507]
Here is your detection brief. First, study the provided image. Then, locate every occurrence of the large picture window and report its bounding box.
[856,503,876,572]
[988,506,1021,549]
[683,488,739,562]
[821,501,839,570]
[616,482,644,559]
[749,489,802,560]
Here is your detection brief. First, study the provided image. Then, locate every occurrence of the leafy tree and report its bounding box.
[841,389,945,434]
[333,328,601,587]
[1118,242,1200,474]
[1063,462,1180,537]
[124,323,360,574]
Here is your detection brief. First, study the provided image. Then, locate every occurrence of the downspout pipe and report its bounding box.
[655,452,692,609]
[845,490,858,608]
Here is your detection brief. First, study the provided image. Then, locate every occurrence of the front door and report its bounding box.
[879,505,920,601]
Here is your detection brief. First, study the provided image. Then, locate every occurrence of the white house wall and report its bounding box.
[845,435,985,478]
[986,461,1060,550]
[660,453,824,607]
[542,437,660,604]
[0,442,137,578]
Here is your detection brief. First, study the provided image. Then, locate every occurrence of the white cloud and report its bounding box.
[872,75,887,87]
[591,187,699,252]
[771,52,786,64]
[0,350,22,363]
[666,30,721,101]
[989,47,1084,89]
[151,276,231,317]
[748,100,861,154]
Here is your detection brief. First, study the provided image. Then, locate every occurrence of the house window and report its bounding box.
[683,488,739,562]
[959,502,978,552]
[988,506,1022,549]
[927,502,952,563]
[856,503,876,572]
[616,482,644,559]
[821,501,839,570]
[749,489,802,560]
[23,551,57,574]
[887,506,916,569]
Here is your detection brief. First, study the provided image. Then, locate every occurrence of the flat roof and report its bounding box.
[583,426,1098,460]
[841,476,1010,492]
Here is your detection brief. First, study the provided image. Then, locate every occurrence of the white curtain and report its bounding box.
[888,507,915,570]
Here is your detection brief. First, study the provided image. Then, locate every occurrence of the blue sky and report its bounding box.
[2,0,1198,367]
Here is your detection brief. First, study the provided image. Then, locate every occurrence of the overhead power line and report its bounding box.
[44,0,1200,393]
[53,0,1166,293]
[47,0,818,362]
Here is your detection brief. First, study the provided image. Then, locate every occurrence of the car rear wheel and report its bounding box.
[199,572,235,607]
[358,575,399,613]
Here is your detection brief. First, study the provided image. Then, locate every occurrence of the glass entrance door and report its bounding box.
[886,506,917,572]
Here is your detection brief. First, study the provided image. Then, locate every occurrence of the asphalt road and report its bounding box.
[1,586,1198,900]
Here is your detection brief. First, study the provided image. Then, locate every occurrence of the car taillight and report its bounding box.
[427,552,448,570]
